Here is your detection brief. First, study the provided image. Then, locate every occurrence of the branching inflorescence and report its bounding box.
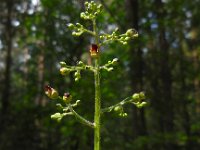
[45,1,146,150]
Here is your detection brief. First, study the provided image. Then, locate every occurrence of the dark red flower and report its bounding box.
[90,44,99,58]
[63,92,72,103]
[45,85,52,92]
[45,85,59,99]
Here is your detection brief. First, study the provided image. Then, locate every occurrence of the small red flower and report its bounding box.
[45,85,52,96]
[90,44,99,58]
[45,85,59,99]
[63,92,72,103]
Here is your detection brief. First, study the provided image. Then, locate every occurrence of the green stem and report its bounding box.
[93,19,101,150]
[101,97,132,113]
[94,59,101,150]
[68,104,95,128]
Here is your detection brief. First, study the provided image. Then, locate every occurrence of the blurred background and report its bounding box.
[0,0,200,149]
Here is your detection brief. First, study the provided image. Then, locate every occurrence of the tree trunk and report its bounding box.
[1,0,13,114]
[126,0,148,139]
[155,0,175,149]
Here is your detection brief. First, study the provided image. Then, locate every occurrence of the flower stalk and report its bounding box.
[45,1,146,150]
[93,18,101,150]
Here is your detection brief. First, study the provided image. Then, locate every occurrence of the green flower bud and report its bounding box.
[63,93,72,103]
[132,93,140,102]
[126,29,138,38]
[74,71,79,76]
[136,102,147,108]
[122,42,127,45]
[97,4,103,12]
[74,71,81,82]
[139,92,145,100]
[60,61,66,66]
[140,102,147,106]
[72,31,77,36]
[119,37,124,40]
[51,113,61,119]
[80,12,86,19]
[107,67,114,72]
[112,58,119,65]
[89,14,94,19]
[119,112,127,117]
[68,23,75,30]
[84,1,89,6]
[76,23,82,28]
[60,67,70,75]
[125,37,130,41]
[100,35,104,40]
[77,61,84,66]
[51,89,59,99]
[72,31,83,36]
[51,113,63,121]
[114,106,122,112]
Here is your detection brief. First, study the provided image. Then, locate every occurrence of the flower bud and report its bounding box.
[136,102,147,108]
[119,112,127,117]
[126,29,138,38]
[51,113,61,119]
[112,58,119,65]
[76,23,82,28]
[125,37,130,41]
[51,89,59,99]
[45,85,59,100]
[77,61,84,66]
[74,71,81,82]
[114,106,122,112]
[140,102,147,106]
[63,92,72,103]
[51,113,63,121]
[67,23,75,30]
[122,42,127,45]
[80,12,86,19]
[60,61,66,67]
[100,35,104,40]
[60,67,70,75]
[97,4,103,12]
[132,93,140,102]
[90,44,99,58]
[139,92,145,100]
[107,67,114,72]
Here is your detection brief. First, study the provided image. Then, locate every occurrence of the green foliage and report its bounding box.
[1,0,200,149]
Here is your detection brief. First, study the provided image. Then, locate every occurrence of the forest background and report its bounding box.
[0,0,200,150]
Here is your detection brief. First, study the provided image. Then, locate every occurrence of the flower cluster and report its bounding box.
[100,28,138,45]
[80,1,103,20]
[45,0,146,130]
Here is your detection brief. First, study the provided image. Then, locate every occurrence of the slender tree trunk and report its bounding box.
[193,51,200,115]
[1,0,13,114]
[126,0,148,139]
[35,43,45,106]
[155,0,175,149]
[180,74,193,150]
